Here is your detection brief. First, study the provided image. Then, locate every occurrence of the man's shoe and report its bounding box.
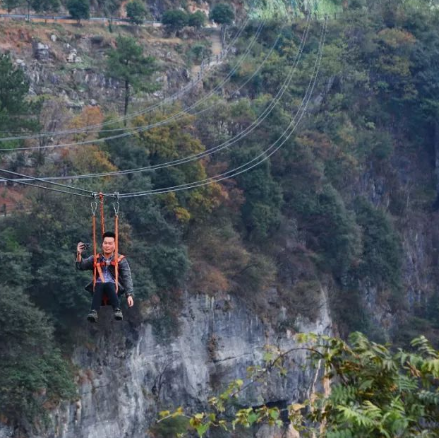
[87,310,98,323]
[114,308,123,321]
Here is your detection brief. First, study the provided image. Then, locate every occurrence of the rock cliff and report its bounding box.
[34,292,331,438]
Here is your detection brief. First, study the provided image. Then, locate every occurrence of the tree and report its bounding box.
[126,0,147,25]
[161,9,188,34]
[0,53,39,146]
[0,286,76,431]
[67,0,90,24]
[31,0,60,20]
[102,0,121,27]
[106,35,159,123]
[209,3,234,26]
[2,0,20,12]
[188,10,206,29]
[161,332,439,437]
[230,145,283,241]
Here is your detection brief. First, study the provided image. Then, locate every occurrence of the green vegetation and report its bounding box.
[209,3,235,26]
[354,198,402,292]
[3,0,439,430]
[106,35,159,122]
[31,0,60,15]
[0,286,76,432]
[162,9,189,33]
[0,53,39,144]
[126,0,147,25]
[188,10,206,29]
[66,0,90,23]
[161,9,206,33]
[162,332,439,437]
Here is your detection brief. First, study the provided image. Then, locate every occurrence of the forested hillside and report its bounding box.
[2,0,439,436]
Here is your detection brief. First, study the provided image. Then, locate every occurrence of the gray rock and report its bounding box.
[0,425,13,438]
[36,292,331,438]
[32,41,50,61]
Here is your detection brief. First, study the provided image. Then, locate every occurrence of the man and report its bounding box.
[76,231,134,323]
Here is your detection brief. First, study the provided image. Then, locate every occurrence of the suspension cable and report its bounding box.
[99,192,105,235]
[91,195,98,291]
[0,11,324,201]
[118,16,327,199]
[0,168,93,194]
[0,14,311,184]
[0,173,91,197]
[0,18,260,145]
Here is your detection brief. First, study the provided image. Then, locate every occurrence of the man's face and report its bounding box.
[102,237,115,255]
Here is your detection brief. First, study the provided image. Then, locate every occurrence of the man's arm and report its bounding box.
[76,242,94,270]
[119,258,134,307]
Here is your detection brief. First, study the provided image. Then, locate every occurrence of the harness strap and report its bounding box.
[96,255,125,267]
[99,192,105,236]
[114,213,119,293]
[94,254,105,284]
[92,208,98,291]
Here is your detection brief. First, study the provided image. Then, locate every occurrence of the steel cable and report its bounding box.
[118,17,327,198]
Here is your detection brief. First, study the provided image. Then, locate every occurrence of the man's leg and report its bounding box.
[103,283,123,320]
[91,283,105,311]
[87,283,104,323]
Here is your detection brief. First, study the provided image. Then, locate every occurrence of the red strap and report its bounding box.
[107,255,125,266]
[114,214,119,293]
[92,213,97,291]
[99,192,105,236]
[94,254,105,283]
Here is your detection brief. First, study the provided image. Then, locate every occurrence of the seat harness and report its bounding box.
[90,192,121,293]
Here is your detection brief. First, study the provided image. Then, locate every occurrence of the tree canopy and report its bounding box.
[162,9,189,33]
[188,10,206,29]
[67,0,90,23]
[0,286,76,430]
[106,35,159,122]
[0,53,39,148]
[159,332,439,437]
[126,0,147,25]
[209,3,234,25]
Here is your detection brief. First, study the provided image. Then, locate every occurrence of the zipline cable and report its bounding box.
[0,21,266,151]
[0,13,322,198]
[0,168,93,194]
[1,14,312,183]
[0,16,253,140]
[0,173,92,197]
[117,17,327,198]
[0,18,261,144]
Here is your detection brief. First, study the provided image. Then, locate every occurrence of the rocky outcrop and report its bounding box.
[38,291,331,438]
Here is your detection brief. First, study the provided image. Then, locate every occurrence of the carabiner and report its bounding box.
[91,193,98,216]
[112,192,120,216]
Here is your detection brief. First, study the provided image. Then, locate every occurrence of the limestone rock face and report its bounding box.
[0,425,13,438]
[41,292,331,438]
[32,41,50,61]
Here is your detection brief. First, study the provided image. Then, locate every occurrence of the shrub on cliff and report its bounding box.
[162,9,189,34]
[67,0,90,24]
[209,3,234,26]
[0,286,76,432]
[126,0,147,25]
[160,332,439,437]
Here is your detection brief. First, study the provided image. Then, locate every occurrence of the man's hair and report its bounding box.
[102,231,116,240]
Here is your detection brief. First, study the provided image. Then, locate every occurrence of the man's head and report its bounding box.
[102,231,116,256]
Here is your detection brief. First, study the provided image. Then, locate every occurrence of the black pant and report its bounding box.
[91,282,120,311]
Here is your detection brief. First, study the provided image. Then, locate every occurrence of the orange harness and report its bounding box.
[90,192,121,302]
[93,253,125,306]
[93,253,126,289]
